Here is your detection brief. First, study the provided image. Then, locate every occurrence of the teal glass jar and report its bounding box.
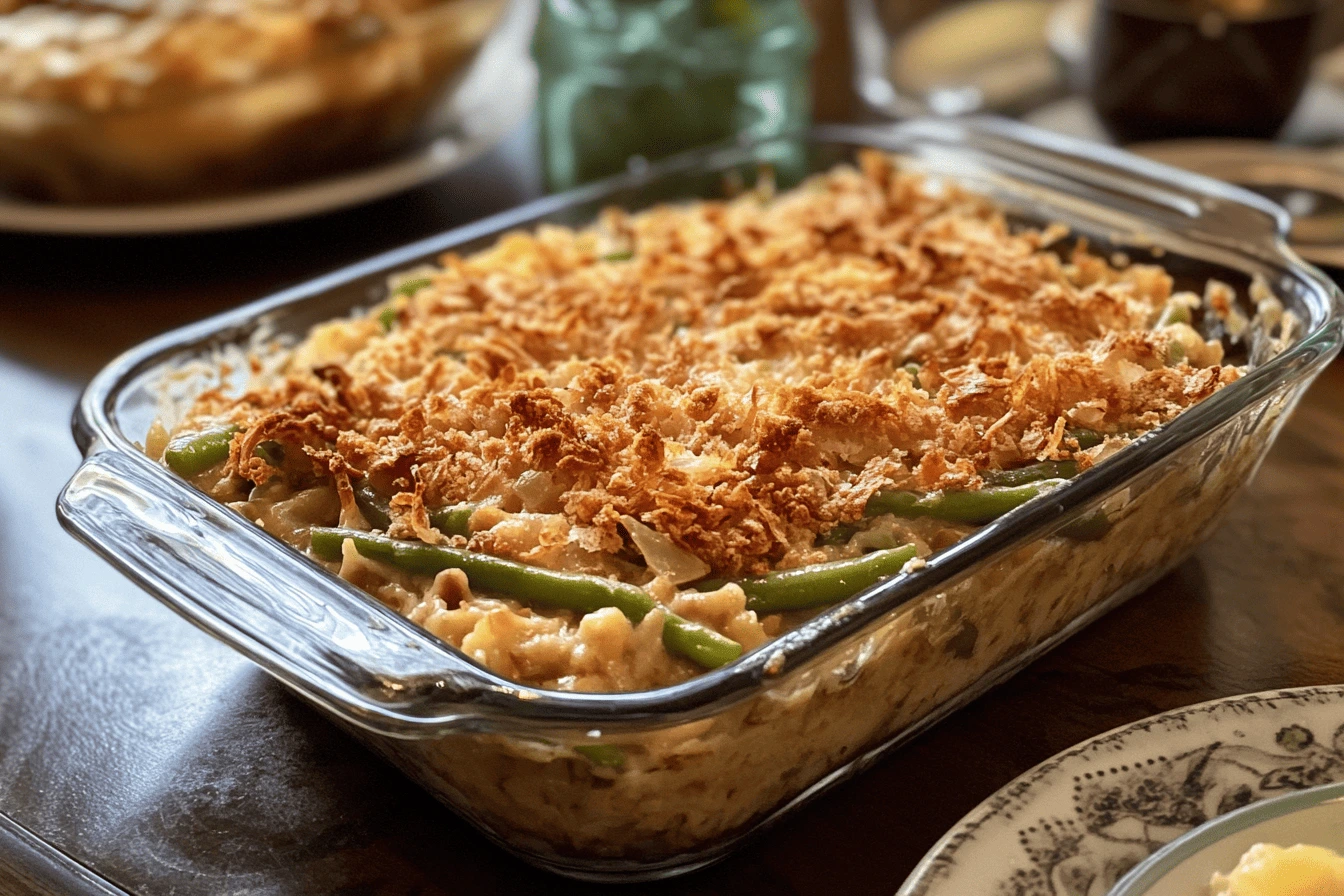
[533,0,815,190]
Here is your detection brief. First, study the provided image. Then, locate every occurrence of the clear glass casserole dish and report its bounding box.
[0,0,508,203]
[56,118,1342,881]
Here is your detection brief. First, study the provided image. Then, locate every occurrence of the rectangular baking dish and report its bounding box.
[56,118,1342,881]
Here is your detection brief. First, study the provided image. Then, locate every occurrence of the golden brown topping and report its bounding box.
[182,153,1239,575]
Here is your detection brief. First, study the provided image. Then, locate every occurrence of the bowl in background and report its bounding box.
[1088,0,1320,144]
[0,0,513,204]
[848,0,1071,118]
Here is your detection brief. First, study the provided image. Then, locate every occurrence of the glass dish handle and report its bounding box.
[57,448,495,736]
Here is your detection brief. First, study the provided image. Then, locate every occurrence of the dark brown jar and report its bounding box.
[1089,0,1319,144]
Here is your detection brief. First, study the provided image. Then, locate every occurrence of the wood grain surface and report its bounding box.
[0,129,1341,896]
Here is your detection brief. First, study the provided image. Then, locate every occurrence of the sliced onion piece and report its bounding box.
[620,515,710,585]
[514,470,564,512]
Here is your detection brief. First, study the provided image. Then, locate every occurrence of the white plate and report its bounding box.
[899,685,1344,896]
[1111,780,1344,896]
[0,0,537,235]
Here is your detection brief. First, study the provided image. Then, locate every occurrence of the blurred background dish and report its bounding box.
[0,0,535,232]
[852,0,1344,126]
[850,0,1344,273]
[848,0,1071,117]
[1088,0,1320,144]
[0,0,518,206]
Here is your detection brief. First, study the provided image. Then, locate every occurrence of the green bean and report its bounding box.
[352,483,474,537]
[722,545,919,613]
[352,483,392,530]
[253,440,285,467]
[865,481,1066,525]
[816,523,861,547]
[980,462,1113,539]
[866,479,1112,540]
[574,744,625,769]
[983,460,1079,488]
[1065,427,1106,450]
[164,425,240,476]
[429,505,474,538]
[601,249,634,262]
[309,528,743,669]
[1066,427,1140,449]
[1155,300,1192,328]
[660,616,742,668]
[391,277,432,298]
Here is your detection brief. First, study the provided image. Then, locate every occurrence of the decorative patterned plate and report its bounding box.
[898,685,1344,896]
[1110,780,1344,896]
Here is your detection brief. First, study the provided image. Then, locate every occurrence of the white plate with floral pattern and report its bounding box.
[898,685,1344,896]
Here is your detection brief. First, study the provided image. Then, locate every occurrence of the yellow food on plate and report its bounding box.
[1210,843,1344,896]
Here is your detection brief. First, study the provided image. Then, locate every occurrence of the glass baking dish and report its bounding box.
[0,0,508,203]
[56,118,1342,880]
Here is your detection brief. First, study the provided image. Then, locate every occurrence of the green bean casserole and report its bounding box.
[152,150,1253,693]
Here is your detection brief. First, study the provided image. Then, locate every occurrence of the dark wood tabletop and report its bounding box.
[2,125,1343,896]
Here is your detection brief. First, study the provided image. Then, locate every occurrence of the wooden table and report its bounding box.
[2,128,1342,896]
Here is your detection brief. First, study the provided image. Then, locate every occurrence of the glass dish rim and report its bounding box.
[60,117,1344,731]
